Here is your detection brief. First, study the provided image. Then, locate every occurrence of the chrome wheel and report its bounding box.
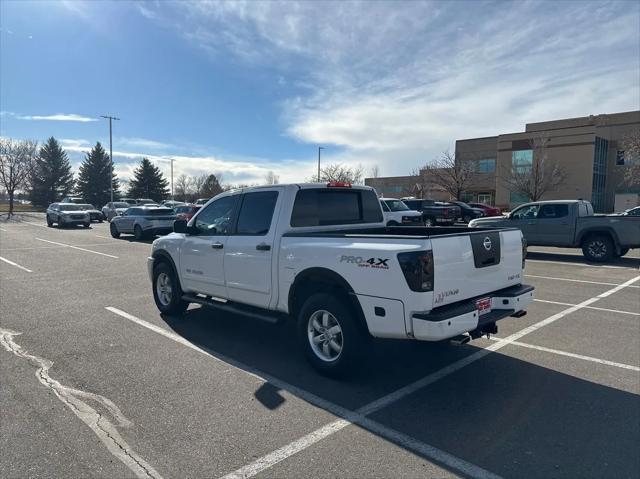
[156,272,173,306]
[307,310,343,362]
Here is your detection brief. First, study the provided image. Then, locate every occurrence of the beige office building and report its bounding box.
[455,110,640,212]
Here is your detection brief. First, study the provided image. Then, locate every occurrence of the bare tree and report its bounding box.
[421,150,476,200]
[175,174,193,201]
[618,128,640,190]
[191,174,207,198]
[0,138,38,217]
[309,163,364,184]
[264,170,279,185]
[369,164,380,179]
[501,134,566,202]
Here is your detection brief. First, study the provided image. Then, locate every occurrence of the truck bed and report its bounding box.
[283,225,512,238]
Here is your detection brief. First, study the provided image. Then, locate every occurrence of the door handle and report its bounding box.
[211,242,224,249]
[256,243,271,251]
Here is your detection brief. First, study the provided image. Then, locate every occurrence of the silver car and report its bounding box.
[77,204,104,222]
[102,201,131,221]
[46,203,91,228]
[109,206,177,240]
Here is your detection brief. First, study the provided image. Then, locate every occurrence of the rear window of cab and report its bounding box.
[291,188,382,227]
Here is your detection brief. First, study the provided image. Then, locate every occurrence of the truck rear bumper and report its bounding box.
[411,284,535,341]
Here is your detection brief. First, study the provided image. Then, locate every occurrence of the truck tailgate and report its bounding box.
[430,229,524,307]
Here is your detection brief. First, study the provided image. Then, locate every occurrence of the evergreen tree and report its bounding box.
[201,174,223,198]
[29,137,75,207]
[127,157,169,201]
[76,142,119,207]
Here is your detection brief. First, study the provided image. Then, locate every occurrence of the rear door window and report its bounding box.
[538,204,568,218]
[236,191,279,235]
[291,189,383,227]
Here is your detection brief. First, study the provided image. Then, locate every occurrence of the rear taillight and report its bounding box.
[521,235,527,269]
[397,250,434,292]
[327,181,352,187]
[443,208,449,217]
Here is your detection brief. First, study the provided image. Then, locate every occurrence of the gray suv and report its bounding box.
[46,203,91,228]
[110,206,177,240]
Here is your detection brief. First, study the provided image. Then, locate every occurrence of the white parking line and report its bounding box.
[489,337,640,371]
[526,274,640,288]
[0,227,8,232]
[35,238,118,259]
[0,256,32,273]
[108,275,640,479]
[534,299,640,316]
[2,243,117,251]
[18,221,48,228]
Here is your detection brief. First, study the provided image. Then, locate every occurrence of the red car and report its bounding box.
[175,204,201,221]
[469,202,502,217]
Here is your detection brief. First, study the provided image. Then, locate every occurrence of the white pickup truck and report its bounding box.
[148,183,534,376]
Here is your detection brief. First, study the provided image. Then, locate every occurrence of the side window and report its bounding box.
[194,195,238,235]
[236,191,279,235]
[511,204,539,219]
[538,204,568,219]
[381,201,390,212]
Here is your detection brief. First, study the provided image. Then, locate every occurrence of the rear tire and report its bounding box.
[152,261,189,315]
[110,222,120,238]
[582,234,614,262]
[297,292,364,377]
[134,225,145,241]
[84,222,90,228]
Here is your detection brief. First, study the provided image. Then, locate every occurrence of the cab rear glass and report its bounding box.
[291,188,382,227]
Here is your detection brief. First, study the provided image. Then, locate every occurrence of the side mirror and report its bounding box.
[173,219,188,234]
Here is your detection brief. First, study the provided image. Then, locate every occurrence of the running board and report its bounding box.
[182,294,282,324]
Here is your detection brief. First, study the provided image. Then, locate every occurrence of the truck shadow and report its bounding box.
[527,250,640,267]
[160,307,640,478]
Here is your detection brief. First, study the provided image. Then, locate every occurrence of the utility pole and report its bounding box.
[100,115,120,202]
[155,157,176,200]
[317,146,324,182]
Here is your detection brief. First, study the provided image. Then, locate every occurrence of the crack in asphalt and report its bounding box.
[0,328,163,479]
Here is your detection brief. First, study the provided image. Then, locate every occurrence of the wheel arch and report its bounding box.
[288,267,369,335]
[577,227,620,248]
[152,250,180,279]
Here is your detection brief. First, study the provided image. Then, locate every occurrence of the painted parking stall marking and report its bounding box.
[0,255,33,273]
[35,238,119,259]
[534,298,640,316]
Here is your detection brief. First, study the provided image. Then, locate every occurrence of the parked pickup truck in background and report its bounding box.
[469,199,640,262]
[402,199,461,226]
[148,183,533,376]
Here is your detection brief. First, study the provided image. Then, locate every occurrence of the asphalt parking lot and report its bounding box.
[1,213,639,479]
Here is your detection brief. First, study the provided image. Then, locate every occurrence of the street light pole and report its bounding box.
[100,115,120,202]
[156,157,176,200]
[317,146,324,182]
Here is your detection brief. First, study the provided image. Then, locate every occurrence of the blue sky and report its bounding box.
[1,0,639,184]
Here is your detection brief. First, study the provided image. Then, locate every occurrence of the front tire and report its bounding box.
[152,262,189,315]
[46,215,53,227]
[387,220,399,227]
[134,225,145,241]
[582,234,614,262]
[83,222,90,228]
[297,292,364,377]
[110,222,120,238]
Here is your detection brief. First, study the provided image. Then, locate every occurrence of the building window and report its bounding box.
[477,158,496,173]
[616,150,625,166]
[512,150,533,173]
[461,192,474,203]
[510,191,530,205]
[477,193,493,204]
[591,137,609,213]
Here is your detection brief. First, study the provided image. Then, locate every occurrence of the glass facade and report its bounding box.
[477,158,496,173]
[477,193,493,204]
[591,137,609,212]
[512,150,533,173]
[510,191,530,205]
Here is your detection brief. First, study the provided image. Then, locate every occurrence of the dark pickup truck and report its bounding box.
[403,199,462,226]
[469,199,640,262]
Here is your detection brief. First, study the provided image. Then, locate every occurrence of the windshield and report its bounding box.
[384,200,409,211]
[144,208,175,216]
[59,204,85,211]
[78,204,96,209]
[113,202,129,208]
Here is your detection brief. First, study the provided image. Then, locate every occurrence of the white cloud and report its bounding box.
[17,113,98,122]
[117,137,172,150]
[140,0,640,177]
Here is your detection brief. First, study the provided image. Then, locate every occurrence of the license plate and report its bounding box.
[476,297,492,316]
